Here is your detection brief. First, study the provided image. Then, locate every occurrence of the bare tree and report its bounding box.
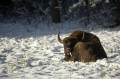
[116,0,120,26]
[52,0,61,23]
[0,0,13,16]
[85,0,90,24]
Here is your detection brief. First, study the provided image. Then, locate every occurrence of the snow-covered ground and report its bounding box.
[0,21,120,79]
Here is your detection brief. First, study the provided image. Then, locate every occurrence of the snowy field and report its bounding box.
[0,21,120,79]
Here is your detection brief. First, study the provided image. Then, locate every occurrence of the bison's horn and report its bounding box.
[58,32,64,44]
[82,32,84,40]
[70,52,72,57]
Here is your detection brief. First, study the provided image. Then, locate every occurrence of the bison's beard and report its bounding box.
[64,56,71,61]
[64,53,74,61]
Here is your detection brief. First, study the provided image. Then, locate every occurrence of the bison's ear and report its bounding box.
[58,32,64,44]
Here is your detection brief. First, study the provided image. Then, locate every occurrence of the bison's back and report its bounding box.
[70,30,101,45]
[70,30,83,41]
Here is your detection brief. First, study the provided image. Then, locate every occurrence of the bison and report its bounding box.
[58,30,107,62]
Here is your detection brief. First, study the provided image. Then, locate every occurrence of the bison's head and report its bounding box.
[58,32,78,57]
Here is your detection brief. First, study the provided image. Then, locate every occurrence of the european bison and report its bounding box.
[58,30,107,62]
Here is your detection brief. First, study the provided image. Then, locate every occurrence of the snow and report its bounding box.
[0,21,120,79]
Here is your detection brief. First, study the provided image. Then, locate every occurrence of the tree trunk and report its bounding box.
[116,0,120,26]
[52,0,61,23]
[0,0,13,16]
[85,0,90,25]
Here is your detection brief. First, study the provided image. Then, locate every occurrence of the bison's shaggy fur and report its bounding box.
[58,30,107,62]
[64,42,107,62]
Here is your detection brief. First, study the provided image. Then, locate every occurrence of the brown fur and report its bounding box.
[64,42,107,62]
[58,30,107,62]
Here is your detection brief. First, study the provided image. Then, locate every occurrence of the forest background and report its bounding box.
[0,0,120,27]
